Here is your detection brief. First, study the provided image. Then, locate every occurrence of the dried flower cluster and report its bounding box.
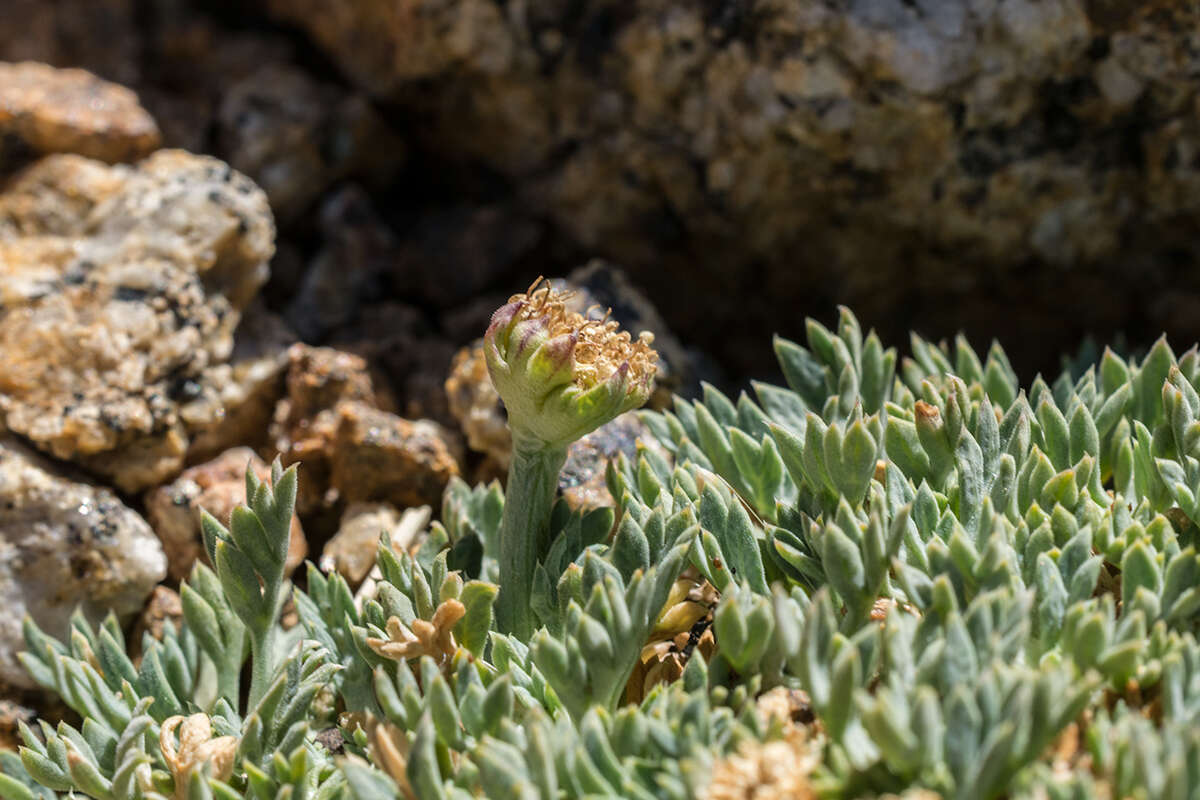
[366,600,465,666]
[159,714,238,800]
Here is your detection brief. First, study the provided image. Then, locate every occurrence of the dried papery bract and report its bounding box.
[159,714,238,800]
[366,600,465,666]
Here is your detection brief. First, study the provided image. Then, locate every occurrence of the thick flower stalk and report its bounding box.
[485,279,657,637]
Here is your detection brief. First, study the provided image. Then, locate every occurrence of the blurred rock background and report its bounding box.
[7,0,1200,388]
[3,0,1200,736]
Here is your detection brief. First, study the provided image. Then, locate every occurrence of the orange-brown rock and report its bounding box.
[320,502,405,585]
[0,61,160,164]
[277,400,461,513]
[276,395,460,514]
[444,343,510,467]
[144,447,307,581]
[328,401,461,509]
[268,344,396,512]
[279,344,386,424]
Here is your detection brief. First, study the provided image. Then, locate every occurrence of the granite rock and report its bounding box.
[328,401,462,509]
[217,64,404,224]
[0,61,160,168]
[0,150,274,491]
[258,0,1200,380]
[143,447,307,581]
[560,414,669,511]
[320,502,405,585]
[0,438,167,689]
[184,304,296,464]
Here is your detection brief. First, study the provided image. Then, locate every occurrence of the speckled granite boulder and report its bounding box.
[0,61,160,166]
[184,304,297,464]
[0,438,167,689]
[0,149,275,491]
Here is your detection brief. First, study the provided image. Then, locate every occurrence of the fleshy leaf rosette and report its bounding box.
[484,279,658,450]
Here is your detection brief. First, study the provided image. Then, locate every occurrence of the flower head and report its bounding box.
[484,278,658,449]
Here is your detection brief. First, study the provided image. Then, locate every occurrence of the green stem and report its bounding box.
[246,581,282,710]
[496,441,568,640]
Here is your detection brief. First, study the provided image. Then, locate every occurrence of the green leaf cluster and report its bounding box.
[11,309,1200,800]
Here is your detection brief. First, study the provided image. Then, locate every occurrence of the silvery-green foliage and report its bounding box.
[12,308,1200,800]
[636,309,1200,797]
[430,478,505,582]
[353,655,765,800]
[530,539,690,720]
[3,464,342,800]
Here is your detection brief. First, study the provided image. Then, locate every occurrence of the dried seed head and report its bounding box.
[366,599,466,666]
[704,733,818,800]
[501,278,657,393]
[159,714,238,800]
